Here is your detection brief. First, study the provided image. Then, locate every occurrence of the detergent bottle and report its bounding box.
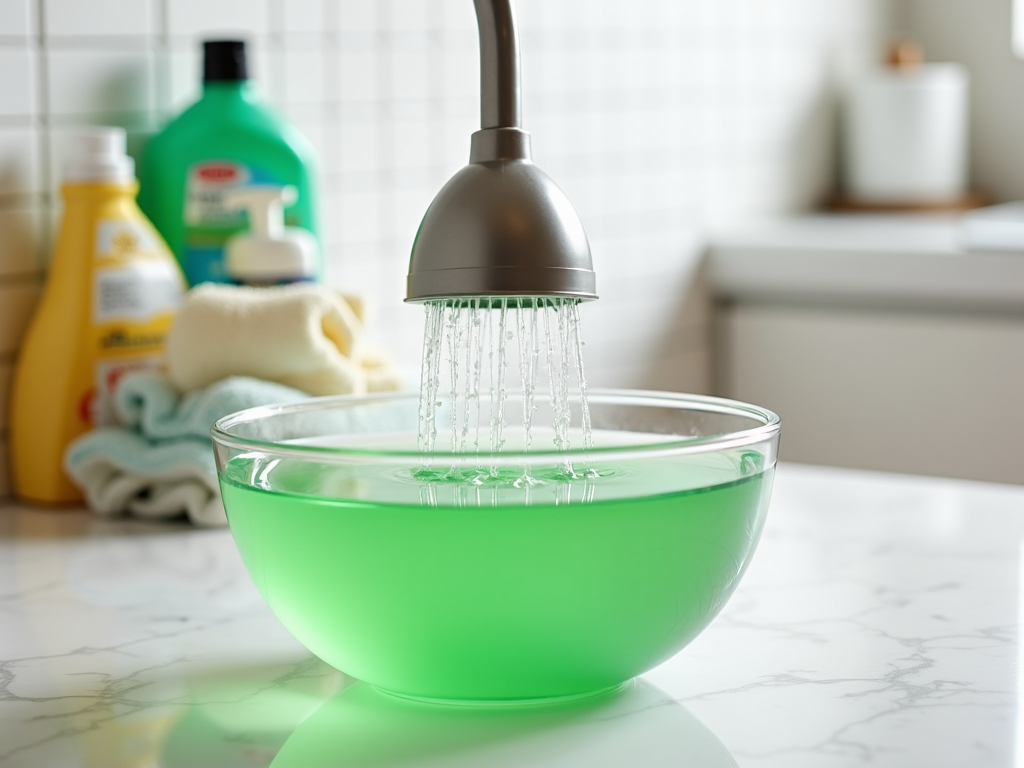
[10,128,185,504]
[139,40,318,286]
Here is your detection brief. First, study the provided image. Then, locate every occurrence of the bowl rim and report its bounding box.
[211,388,781,465]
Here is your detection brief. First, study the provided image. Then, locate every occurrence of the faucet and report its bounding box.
[405,0,598,306]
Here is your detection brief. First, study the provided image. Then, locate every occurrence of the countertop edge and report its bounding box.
[708,217,1024,313]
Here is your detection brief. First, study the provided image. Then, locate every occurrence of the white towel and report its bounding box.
[166,283,402,396]
[65,431,225,526]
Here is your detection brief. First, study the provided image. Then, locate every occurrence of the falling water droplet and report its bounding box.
[416,295,594,498]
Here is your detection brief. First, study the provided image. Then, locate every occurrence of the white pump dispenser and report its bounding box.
[224,185,319,285]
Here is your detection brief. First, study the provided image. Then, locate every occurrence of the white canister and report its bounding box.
[843,61,969,204]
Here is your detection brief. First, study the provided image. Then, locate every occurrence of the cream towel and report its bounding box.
[167,283,401,395]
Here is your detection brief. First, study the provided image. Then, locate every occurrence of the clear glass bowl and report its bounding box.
[212,389,780,704]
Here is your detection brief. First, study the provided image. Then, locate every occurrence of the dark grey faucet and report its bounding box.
[405,0,598,305]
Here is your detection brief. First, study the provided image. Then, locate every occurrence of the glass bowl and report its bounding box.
[212,389,780,704]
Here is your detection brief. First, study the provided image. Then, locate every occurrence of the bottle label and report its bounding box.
[185,161,250,227]
[94,260,183,323]
[88,217,185,427]
[182,160,300,285]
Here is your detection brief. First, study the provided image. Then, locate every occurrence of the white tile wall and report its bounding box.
[279,0,329,35]
[42,0,155,38]
[0,46,36,116]
[0,0,892,498]
[0,0,34,39]
[281,44,328,106]
[0,127,40,195]
[336,0,375,34]
[46,48,155,116]
[166,0,269,37]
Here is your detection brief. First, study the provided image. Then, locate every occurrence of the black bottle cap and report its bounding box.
[203,40,248,82]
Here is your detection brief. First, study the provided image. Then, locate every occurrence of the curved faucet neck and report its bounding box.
[474,0,521,130]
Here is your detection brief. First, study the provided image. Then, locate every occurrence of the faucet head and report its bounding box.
[406,128,597,305]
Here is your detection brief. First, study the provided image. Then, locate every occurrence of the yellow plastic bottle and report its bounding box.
[11,128,186,504]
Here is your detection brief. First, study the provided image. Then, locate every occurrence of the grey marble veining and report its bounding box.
[0,463,1020,767]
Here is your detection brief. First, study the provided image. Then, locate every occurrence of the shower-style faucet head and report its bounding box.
[405,0,597,304]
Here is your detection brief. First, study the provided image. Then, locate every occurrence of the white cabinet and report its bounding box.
[718,303,1024,484]
[711,216,1024,485]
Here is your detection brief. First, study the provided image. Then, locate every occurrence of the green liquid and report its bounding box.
[221,444,773,702]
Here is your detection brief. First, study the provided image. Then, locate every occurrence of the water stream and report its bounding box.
[417,297,594,483]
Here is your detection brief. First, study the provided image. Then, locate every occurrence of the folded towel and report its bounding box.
[166,283,404,396]
[65,373,308,526]
[65,431,224,526]
[115,371,306,440]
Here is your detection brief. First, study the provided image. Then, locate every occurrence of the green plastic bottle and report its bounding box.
[139,40,318,286]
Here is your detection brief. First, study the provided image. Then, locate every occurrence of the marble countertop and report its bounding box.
[1,462,1020,767]
[709,214,1024,313]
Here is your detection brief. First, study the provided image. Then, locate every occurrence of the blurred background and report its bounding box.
[2,0,1022,492]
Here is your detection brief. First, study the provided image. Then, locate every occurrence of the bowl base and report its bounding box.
[373,680,630,708]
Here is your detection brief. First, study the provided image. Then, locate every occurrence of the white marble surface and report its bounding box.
[0,462,1020,767]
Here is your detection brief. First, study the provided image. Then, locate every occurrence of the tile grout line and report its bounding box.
[33,0,52,266]
[375,0,394,262]
[156,0,170,119]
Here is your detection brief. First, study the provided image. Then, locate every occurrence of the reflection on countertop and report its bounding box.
[164,673,734,768]
[1,462,1022,767]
